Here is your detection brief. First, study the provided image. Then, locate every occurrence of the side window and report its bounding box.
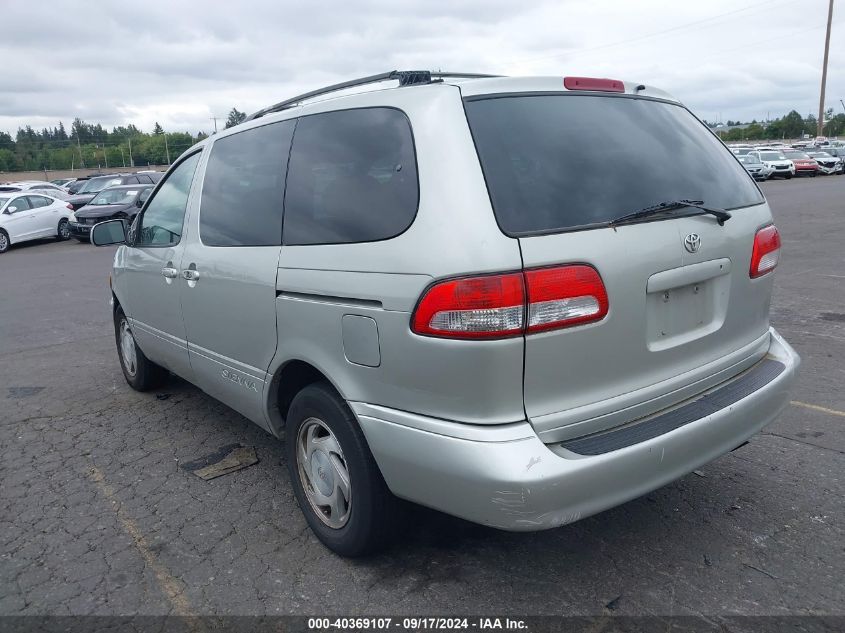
[27,195,51,208]
[9,197,31,212]
[134,152,201,247]
[125,176,140,184]
[199,120,295,246]
[283,108,418,245]
[137,175,152,184]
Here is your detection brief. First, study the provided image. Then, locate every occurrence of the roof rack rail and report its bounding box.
[245,70,501,122]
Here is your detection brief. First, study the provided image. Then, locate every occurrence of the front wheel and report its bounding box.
[785,174,792,180]
[56,219,70,241]
[0,230,9,254]
[114,308,167,391]
[286,382,397,556]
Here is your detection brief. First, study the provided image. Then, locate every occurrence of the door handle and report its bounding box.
[161,267,178,278]
[181,269,200,282]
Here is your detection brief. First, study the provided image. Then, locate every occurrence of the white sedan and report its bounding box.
[0,192,74,254]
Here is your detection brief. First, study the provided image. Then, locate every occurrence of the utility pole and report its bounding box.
[119,147,126,167]
[164,134,171,165]
[103,144,108,169]
[840,99,845,114]
[128,138,134,168]
[210,116,218,133]
[817,0,835,137]
[77,135,85,168]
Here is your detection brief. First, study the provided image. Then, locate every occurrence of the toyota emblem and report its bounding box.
[684,233,701,253]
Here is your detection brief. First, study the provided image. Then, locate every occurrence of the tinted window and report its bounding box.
[136,175,152,184]
[124,176,139,184]
[200,120,294,246]
[283,108,418,245]
[135,152,201,247]
[465,95,764,235]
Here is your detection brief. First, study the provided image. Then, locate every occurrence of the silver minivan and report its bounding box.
[93,71,800,556]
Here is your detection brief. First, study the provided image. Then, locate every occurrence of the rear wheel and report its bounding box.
[114,308,167,391]
[0,230,9,254]
[56,219,70,241]
[286,382,396,556]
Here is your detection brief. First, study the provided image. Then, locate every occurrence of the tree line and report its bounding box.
[0,108,247,173]
[2,107,843,173]
[705,108,845,142]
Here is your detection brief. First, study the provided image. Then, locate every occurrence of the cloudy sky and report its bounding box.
[1,0,841,136]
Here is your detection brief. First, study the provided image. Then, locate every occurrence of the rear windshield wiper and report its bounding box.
[609,199,732,229]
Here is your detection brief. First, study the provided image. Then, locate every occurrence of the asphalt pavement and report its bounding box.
[1,176,843,617]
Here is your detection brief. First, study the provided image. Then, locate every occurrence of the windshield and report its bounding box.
[464,94,763,235]
[759,152,786,160]
[0,196,9,207]
[78,177,121,194]
[784,151,809,159]
[739,155,761,164]
[809,152,831,158]
[91,188,139,205]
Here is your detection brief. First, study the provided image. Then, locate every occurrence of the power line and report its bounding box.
[503,0,803,68]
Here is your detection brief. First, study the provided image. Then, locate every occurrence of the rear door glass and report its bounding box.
[464,94,763,235]
[199,120,294,247]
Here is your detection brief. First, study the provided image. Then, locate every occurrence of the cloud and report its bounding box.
[1,0,841,135]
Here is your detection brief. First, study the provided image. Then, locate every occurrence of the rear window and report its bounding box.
[200,120,295,246]
[464,94,763,235]
[283,107,418,245]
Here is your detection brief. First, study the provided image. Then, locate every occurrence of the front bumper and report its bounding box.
[68,222,91,240]
[354,327,799,531]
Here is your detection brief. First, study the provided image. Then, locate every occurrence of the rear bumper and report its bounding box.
[354,327,799,531]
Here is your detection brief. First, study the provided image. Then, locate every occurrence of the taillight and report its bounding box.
[524,265,609,333]
[750,225,781,278]
[411,265,609,339]
[563,76,625,92]
[66,203,73,210]
[411,273,525,339]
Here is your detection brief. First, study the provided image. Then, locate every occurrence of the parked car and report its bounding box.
[0,192,73,253]
[737,154,772,180]
[781,150,819,177]
[805,151,843,175]
[0,181,72,200]
[66,173,162,210]
[750,150,795,179]
[51,178,77,187]
[65,178,91,194]
[69,184,154,241]
[90,71,800,556]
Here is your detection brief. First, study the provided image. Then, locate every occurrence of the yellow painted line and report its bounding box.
[791,401,845,418]
[88,466,196,617]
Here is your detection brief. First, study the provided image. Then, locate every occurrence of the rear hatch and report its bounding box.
[464,90,776,442]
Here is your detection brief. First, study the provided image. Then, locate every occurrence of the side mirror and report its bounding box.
[91,219,127,246]
[6,206,16,214]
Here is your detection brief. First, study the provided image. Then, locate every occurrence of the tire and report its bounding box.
[286,382,396,556]
[56,219,70,241]
[114,308,167,391]
[0,230,9,254]
[785,174,792,180]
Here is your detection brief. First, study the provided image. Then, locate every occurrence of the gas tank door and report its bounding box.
[342,315,381,368]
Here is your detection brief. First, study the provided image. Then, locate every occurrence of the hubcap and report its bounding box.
[0,234,7,251]
[296,417,351,529]
[119,320,138,377]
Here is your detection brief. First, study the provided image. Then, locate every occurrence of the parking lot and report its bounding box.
[1,176,843,617]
